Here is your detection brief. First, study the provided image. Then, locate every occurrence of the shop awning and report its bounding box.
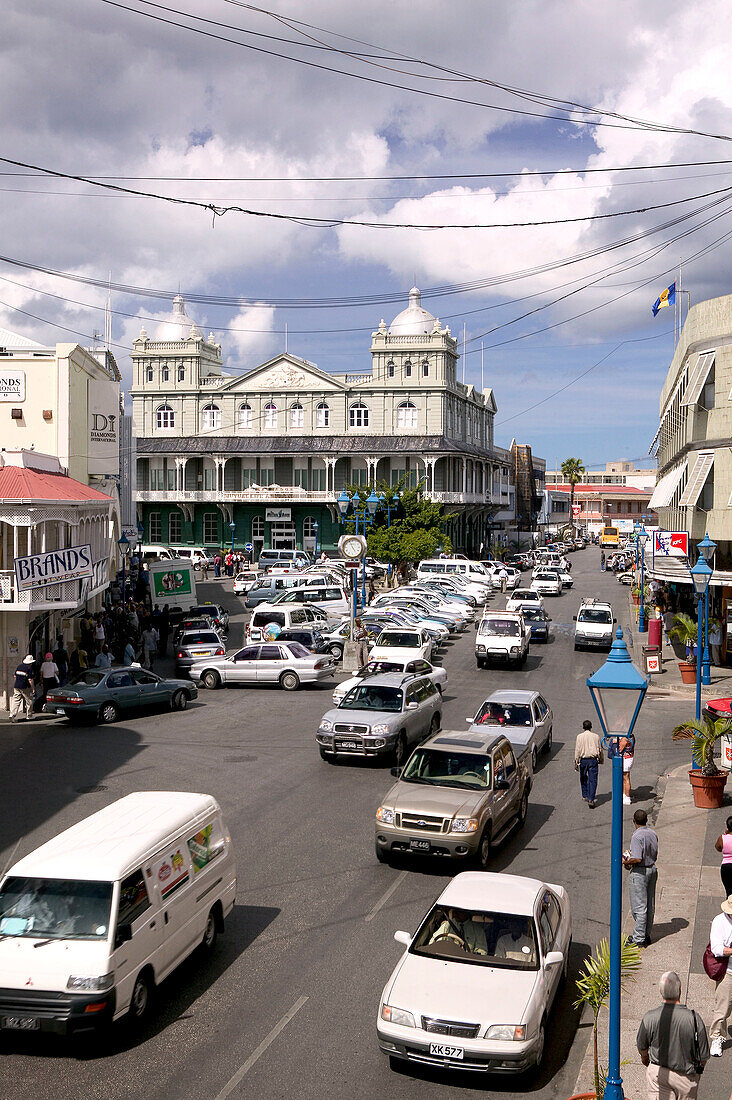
[681,351,715,407]
[678,451,715,507]
[648,462,687,509]
[648,554,732,588]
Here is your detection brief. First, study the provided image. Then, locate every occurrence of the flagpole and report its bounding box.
[481,341,484,392]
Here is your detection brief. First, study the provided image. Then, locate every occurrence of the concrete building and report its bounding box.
[545,482,656,536]
[544,460,657,492]
[133,290,531,556]
[536,488,571,537]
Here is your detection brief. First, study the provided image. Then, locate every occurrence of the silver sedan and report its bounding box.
[190,640,335,692]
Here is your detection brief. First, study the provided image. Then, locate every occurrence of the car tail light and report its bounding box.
[215,647,224,655]
[177,652,184,659]
[314,659,328,669]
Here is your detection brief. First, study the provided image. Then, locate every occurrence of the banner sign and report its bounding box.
[151,566,194,600]
[653,531,689,558]
[265,507,291,521]
[15,544,93,592]
[0,370,25,402]
[571,504,581,517]
[88,378,120,476]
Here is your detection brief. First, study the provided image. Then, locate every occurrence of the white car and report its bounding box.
[333,658,447,705]
[233,571,258,594]
[530,571,562,597]
[377,872,571,1074]
[506,589,543,613]
[369,629,433,663]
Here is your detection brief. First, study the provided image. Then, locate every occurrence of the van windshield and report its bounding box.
[0,877,113,940]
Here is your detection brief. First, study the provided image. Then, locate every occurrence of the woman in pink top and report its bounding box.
[715,815,732,896]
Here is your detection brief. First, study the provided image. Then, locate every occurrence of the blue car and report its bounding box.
[45,667,198,725]
[521,606,551,642]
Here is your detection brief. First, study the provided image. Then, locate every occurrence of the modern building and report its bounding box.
[545,482,657,536]
[133,290,532,556]
[544,460,657,492]
[536,488,571,537]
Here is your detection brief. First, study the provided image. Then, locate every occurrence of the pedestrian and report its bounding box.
[94,615,106,653]
[9,655,36,721]
[497,564,508,593]
[709,621,722,666]
[600,550,606,571]
[574,718,604,808]
[39,651,59,704]
[623,808,659,947]
[715,817,732,897]
[214,553,222,578]
[353,618,369,668]
[367,578,376,604]
[142,624,158,670]
[708,895,732,1057]
[123,640,137,666]
[95,644,112,669]
[53,637,68,687]
[636,970,709,1099]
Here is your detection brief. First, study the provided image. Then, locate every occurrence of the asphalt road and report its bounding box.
[0,553,693,1100]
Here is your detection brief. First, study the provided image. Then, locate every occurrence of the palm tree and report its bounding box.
[574,938,642,1097]
[561,457,586,529]
[672,712,732,776]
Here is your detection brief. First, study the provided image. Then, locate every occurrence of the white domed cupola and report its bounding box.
[388,286,437,336]
[154,294,197,341]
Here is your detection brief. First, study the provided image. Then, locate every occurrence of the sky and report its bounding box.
[3,0,732,465]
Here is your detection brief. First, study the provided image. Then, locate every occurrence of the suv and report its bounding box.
[374,729,531,868]
[258,549,310,572]
[247,604,334,642]
[574,599,616,650]
[316,673,442,765]
[475,611,531,668]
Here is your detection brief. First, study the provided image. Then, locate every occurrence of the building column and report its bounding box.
[461,457,467,496]
[424,457,436,494]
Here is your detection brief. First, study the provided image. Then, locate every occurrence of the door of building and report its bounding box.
[270,521,296,550]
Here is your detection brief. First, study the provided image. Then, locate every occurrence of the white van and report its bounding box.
[139,544,176,562]
[171,547,214,568]
[0,792,236,1034]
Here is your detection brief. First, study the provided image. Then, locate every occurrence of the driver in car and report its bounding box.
[428,909,493,956]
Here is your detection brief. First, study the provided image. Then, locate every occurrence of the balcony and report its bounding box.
[138,488,335,504]
[0,561,109,611]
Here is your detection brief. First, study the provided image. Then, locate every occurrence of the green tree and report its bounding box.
[561,457,586,526]
[343,480,453,565]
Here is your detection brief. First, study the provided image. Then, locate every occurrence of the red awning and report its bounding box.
[0,467,112,503]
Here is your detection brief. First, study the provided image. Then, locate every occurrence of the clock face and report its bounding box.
[341,535,364,559]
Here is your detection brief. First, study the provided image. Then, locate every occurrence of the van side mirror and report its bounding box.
[613,617,617,623]
[573,615,577,621]
[114,922,132,947]
[544,950,564,968]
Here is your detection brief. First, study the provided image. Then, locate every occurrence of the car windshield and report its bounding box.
[0,877,113,941]
[377,632,421,647]
[339,685,403,712]
[478,619,520,637]
[474,702,533,727]
[69,670,106,686]
[284,642,310,658]
[359,661,404,675]
[401,748,492,790]
[411,904,538,969]
[579,609,612,623]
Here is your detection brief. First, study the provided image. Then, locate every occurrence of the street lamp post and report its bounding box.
[229,520,236,555]
[337,490,358,618]
[117,532,130,606]
[637,526,649,634]
[697,532,716,687]
[688,556,713,726]
[313,522,319,560]
[587,629,649,1100]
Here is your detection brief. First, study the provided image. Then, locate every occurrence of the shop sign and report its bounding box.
[14,544,93,592]
[88,378,120,476]
[653,531,689,558]
[0,370,25,402]
[571,503,581,517]
[265,507,291,522]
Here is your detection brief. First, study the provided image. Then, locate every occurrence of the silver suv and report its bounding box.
[316,672,441,766]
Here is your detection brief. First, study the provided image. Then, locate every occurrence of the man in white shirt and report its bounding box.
[497,566,508,593]
[709,896,732,1057]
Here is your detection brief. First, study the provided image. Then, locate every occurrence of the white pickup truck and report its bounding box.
[475,611,531,669]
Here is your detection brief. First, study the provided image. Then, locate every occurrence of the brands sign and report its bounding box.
[0,370,26,402]
[88,378,120,476]
[14,544,93,592]
[653,530,689,558]
[265,507,291,522]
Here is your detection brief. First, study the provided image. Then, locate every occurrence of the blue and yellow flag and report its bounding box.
[652,282,676,316]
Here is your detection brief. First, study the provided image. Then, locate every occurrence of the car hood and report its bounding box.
[0,937,111,992]
[385,781,485,817]
[387,951,538,1027]
[323,707,399,725]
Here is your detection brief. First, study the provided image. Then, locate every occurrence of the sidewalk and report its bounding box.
[571,763,731,1098]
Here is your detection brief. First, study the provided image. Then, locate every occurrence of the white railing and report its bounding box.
[344,374,372,383]
[137,488,335,503]
[429,491,491,504]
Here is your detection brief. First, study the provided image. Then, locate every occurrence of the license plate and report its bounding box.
[198,650,213,656]
[337,740,358,749]
[410,839,431,852]
[429,1043,463,1059]
[2,1016,39,1030]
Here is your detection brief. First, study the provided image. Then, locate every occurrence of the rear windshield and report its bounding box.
[479,619,520,637]
[0,877,113,941]
[360,661,404,674]
[180,632,220,644]
[474,701,533,727]
[190,606,220,618]
[70,670,106,686]
[283,642,310,658]
[253,612,286,627]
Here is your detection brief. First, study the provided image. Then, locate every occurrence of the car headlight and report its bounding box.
[381,1004,415,1028]
[451,817,479,833]
[67,973,114,992]
[510,646,519,654]
[318,719,334,732]
[477,644,486,652]
[376,806,395,824]
[371,723,390,736]
[484,1024,527,1041]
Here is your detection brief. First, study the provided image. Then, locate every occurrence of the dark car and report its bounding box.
[45,667,197,725]
[189,603,229,632]
[277,627,341,658]
[521,606,551,642]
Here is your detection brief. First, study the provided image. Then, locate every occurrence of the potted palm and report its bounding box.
[668,612,698,684]
[672,712,732,808]
[570,938,642,1099]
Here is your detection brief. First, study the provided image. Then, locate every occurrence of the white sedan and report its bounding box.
[377,872,571,1074]
[333,658,447,705]
[530,571,562,597]
[233,571,258,594]
[369,629,433,663]
[506,589,543,613]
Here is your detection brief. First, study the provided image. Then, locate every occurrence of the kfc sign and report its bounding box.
[572,504,581,517]
[653,531,689,558]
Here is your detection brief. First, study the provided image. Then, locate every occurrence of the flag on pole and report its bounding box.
[652,282,676,316]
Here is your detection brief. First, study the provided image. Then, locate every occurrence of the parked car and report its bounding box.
[573,599,615,650]
[258,549,310,572]
[369,628,434,664]
[233,571,259,594]
[189,603,229,632]
[316,673,442,765]
[276,627,337,656]
[376,872,571,1073]
[374,729,530,867]
[469,690,553,773]
[190,641,334,691]
[273,584,351,618]
[616,571,633,585]
[45,667,197,724]
[175,629,226,675]
[173,617,222,648]
[244,574,308,606]
[475,612,531,669]
[333,659,447,706]
[521,606,551,643]
[505,589,543,613]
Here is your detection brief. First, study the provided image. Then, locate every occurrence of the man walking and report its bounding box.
[624,808,659,947]
[636,970,709,1099]
[708,895,732,1057]
[9,654,36,721]
[353,618,369,668]
[574,718,604,808]
[497,564,508,593]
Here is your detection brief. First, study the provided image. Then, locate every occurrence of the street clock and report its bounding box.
[338,533,367,561]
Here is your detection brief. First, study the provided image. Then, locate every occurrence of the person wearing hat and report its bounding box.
[9,655,36,721]
[39,652,59,705]
[709,895,732,1057]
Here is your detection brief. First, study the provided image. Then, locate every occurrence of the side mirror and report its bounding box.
[613,617,617,623]
[390,766,402,778]
[544,950,564,968]
[407,701,419,710]
[466,716,476,723]
[572,615,577,621]
[394,930,411,947]
[352,670,359,676]
[114,922,132,947]
[494,777,510,791]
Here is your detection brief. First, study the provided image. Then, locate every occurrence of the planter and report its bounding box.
[678,661,697,685]
[689,769,728,809]
[566,1094,597,1100]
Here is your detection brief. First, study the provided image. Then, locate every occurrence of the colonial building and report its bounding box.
[133,289,522,555]
[545,482,657,536]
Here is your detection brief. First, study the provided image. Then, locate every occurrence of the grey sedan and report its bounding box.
[190,641,335,692]
[175,629,226,675]
[469,689,553,773]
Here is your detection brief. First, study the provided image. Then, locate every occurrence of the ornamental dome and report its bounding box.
[153,294,197,341]
[388,286,437,336]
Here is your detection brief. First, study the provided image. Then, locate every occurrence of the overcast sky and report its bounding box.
[3,0,732,465]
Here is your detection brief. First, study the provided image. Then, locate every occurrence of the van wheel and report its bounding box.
[280,670,300,691]
[201,908,218,952]
[99,701,119,724]
[543,727,553,755]
[328,644,343,659]
[531,745,538,774]
[429,715,440,736]
[533,1017,546,1069]
[202,670,220,690]
[172,690,187,711]
[129,970,153,1024]
[517,789,529,828]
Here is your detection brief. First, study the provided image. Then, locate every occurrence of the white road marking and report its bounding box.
[365,870,408,923]
[214,995,308,1099]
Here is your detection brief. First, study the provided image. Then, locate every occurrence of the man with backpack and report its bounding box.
[636,971,709,1098]
[708,896,732,1057]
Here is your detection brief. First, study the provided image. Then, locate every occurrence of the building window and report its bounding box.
[146,366,153,382]
[351,467,369,486]
[316,401,330,427]
[242,467,257,488]
[252,516,265,538]
[168,511,182,543]
[264,402,278,429]
[422,361,429,377]
[387,361,395,378]
[289,402,304,428]
[294,465,309,489]
[148,512,162,542]
[404,361,412,378]
[238,402,252,430]
[397,400,417,430]
[203,464,217,491]
[201,403,221,431]
[259,467,275,486]
[178,365,185,381]
[155,403,175,430]
[349,401,369,428]
[162,365,169,381]
[203,513,219,543]
[311,466,326,491]
[303,516,317,539]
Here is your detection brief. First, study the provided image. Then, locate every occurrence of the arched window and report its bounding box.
[161,364,169,381]
[238,402,252,429]
[264,402,278,429]
[289,402,304,428]
[177,364,185,381]
[404,360,412,378]
[155,403,175,429]
[422,360,429,377]
[201,403,221,431]
[349,401,369,428]
[146,366,153,382]
[316,401,330,427]
[303,516,317,538]
[397,400,417,430]
[252,516,265,538]
[387,361,395,378]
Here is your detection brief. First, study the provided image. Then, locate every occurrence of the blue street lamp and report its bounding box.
[229,520,236,554]
[633,521,641,571]
[697,532,716,688]
[637,526,649,633]
[117,532,130,606]
[137,519,144,570]
[688,556,713,725]
[587,629,649,1100]
[313,521,319,559]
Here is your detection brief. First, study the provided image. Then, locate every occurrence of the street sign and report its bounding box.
[245,542,253,553]
[653,531,689,558]
[571,503,581,517]
[343,561,360,569]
